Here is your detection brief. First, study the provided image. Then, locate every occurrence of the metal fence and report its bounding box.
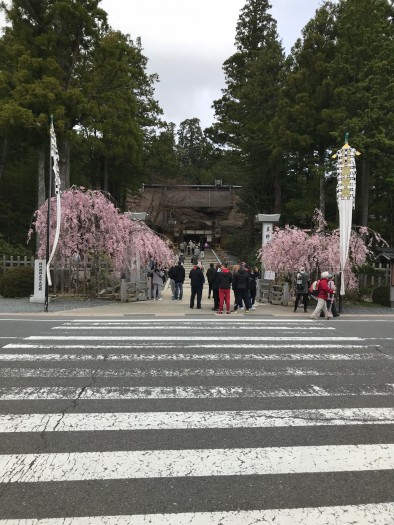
[1,255,150,299]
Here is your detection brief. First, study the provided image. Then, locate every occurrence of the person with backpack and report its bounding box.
[311,271,333,320]
[294,266,310,313]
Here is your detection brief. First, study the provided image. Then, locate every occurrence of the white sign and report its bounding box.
[264,270,275,281]
[262,223,273,247]
[30,259,46,303]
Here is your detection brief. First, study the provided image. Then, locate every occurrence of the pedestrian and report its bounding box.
[294,266,310,313]
[187,241,192,255]
[311,271,332,320]
[211,263,221,311]
[194,246,200,258]
[200,246,205,259]
[191,253,198,265]
[249,267,258,308]
[232,264,251,312]
[324,273,339,317]
[189,263,205,309]
[231,264,242,311]
[206,263,216,299]
[179,241,186,254]
[173,261,185,300]
[152,266,165,301]
[179,253,185,265]
[167,264,177,300]
[217,263,232,314]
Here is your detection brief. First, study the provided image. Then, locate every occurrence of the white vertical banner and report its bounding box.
[46,118,61,286]
[333,136,360,295]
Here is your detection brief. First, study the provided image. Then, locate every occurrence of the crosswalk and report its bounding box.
[0,318,393,524]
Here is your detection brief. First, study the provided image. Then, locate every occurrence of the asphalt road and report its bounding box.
[0,315,393,524]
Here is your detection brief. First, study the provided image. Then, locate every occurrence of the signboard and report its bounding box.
[264,270,275,281]
[262,223,273,247]
[30,259,46,303]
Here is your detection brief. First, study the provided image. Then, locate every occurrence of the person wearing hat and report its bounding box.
[294,266,310,313]
[311,271,333,320]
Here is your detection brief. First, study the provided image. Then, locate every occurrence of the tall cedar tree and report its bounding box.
[277,1,337,226]
[207,0,285,224]
[328,0,394,232]
[0,0,108,193]
[78,30,162,203]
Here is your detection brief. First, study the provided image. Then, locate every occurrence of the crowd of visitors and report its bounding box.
[150,240,338,318]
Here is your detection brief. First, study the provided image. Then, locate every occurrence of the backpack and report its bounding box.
[309,280,320,297]
[296,273,304,292]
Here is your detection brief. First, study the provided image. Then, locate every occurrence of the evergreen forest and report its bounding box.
[0,0,393,256]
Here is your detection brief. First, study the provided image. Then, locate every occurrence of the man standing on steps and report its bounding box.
[173,261,185,301]
[189,263,205,309]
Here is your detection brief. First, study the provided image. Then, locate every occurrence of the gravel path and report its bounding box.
[0,296,115,313]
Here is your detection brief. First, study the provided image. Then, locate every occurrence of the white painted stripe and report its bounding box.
[27,336,364,341]
[63,319,330,323]
[0,384,393,400]
[2,343,369,350]
[2,408,394,433]
[1,504,393,525]
[53,325,333,330]
[0,352,382,362]
[1,444,394,483]
[0,366,369,378]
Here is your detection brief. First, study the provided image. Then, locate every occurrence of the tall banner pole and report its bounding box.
[44,115,61,312]
[332,133,361,301]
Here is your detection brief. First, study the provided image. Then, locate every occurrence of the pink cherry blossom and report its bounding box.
[28,187,174,272]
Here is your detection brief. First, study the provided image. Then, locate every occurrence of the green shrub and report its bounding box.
[371,286,390,307]
[0,266,34,298]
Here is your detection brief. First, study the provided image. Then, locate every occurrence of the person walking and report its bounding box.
[189,264,205,309]
[173,261,185,300]
[217,263,232,314]
[206,263,216,299]
[311,271,333,319]
[294,266,310,313]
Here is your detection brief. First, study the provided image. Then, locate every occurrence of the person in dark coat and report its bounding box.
[294,266,310,313]
[189,265,205,309]
[173,261,185,300]
[206,263,216,299]
[211,263,221,310]
[232,265,251,312]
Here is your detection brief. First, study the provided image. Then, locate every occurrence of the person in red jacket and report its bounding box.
[311,271,333,320]
[217,263,232,314]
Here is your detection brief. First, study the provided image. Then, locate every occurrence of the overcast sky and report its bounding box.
[101,0,324,130]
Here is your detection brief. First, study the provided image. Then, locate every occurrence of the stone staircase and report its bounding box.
[167,248,221,294]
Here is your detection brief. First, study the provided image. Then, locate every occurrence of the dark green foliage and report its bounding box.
[0,266,34,297]
[371,286,390,307]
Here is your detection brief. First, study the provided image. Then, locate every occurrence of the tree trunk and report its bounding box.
[360,158,369,227]
[0,138,8,181]
[37,146,46,208]
[36,145,46,253]
[103,156,108,193]
[272,168,281,213]
[58,139,70,190]
[319,149,325,225]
